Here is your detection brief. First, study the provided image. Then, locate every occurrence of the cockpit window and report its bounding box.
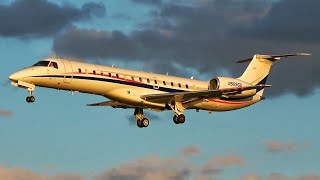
[49,62,58,69]
[33,61,50,67]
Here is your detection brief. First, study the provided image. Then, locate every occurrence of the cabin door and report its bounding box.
[61,60,73,83]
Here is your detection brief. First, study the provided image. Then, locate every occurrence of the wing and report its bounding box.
[87,101,135,109]
[140,85,270,104]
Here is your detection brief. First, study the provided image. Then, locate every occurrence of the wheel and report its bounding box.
[141,118,149,127]
[173,115,179,124]
[177,114,185,124]
[137,119,143,128]
[26,97,30,103]
[29,96,35,103]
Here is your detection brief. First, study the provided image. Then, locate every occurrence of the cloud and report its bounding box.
[180,145,200,157]
[264,140,300,153]
[0,110,13,117]
[0,166,84,180]
[131,0,163,6]
[240,173,320,180]
[0,0,105,38]
[95,155,190,180]
[200,155,245,175]
[53,0,320,97]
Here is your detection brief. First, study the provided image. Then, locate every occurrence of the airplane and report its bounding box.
[9,53,310,128]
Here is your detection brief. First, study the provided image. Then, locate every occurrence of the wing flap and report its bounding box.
[141,85,271,104]
[87,101,135,109]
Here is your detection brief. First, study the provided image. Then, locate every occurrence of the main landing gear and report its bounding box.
[26,87,35,103]
[171,102,186,125]
[134,107,149,128]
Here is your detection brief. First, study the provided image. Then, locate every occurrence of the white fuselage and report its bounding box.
[9,58,261,112]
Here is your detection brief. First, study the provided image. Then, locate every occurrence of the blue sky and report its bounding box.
[0,0,320,180]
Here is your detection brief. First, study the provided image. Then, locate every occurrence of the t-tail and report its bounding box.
[237,53,311,97]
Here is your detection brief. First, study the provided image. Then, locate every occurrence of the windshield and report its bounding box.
[33,61,50,67]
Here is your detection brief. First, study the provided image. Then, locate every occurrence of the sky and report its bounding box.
[0,0,320,179]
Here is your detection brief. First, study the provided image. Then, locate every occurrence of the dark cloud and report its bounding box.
[53,0,320,97]
[0,0,105,38]
[131,0,163,6]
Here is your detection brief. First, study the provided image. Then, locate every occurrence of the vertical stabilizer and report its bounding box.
[237,53,311,96]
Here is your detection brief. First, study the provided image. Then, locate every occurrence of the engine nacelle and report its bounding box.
[208,77,256,99]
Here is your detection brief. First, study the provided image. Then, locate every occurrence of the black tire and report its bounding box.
[178,114,185,124]
[26,97,30,103]
[137,119,142,128]
[142,118,149,127]
[173,115,179,124]
[30,96,35,103]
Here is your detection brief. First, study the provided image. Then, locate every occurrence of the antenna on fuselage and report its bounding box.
[166,72,169,75]
[191,76,194,79]
[112,64,114,68]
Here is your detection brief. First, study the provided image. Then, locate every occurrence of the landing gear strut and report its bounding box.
[134,107,149,128]
[26,87,35,103]
[170,102,186,125]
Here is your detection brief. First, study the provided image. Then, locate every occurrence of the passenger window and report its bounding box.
[171,82,174,86]
[154,80,157,84]
[93,70,96,75]
[49,62,58,69]
[78,68,82,73]
[139,77,142,82]
[116,74,119,78]
[109,73,112,77]
[178,83,181,88]
[147,79,150,83]
[186,84,189,89]
[131,77,134,81]
[101,72,104,76]
[163,81,166,85]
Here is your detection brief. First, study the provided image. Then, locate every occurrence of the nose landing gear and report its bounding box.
[26,87,35,103]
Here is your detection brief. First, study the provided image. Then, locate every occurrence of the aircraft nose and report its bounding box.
[9,72,20,81]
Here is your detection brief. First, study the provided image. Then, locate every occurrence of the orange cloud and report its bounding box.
[0,110,13,117]
[0,166,83,180]
[180,145,200,156]
[264,140,300,153]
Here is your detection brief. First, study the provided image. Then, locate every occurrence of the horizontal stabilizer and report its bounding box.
[237,53,311,63]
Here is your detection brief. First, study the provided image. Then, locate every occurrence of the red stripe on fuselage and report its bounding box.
[210,99,251,105]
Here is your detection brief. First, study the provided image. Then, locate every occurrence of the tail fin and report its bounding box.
[237,53,311,85]
[237,53,311,96]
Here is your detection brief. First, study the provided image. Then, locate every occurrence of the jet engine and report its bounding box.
[208,77,257,99]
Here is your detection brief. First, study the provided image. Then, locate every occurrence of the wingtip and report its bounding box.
[298,53,312,56]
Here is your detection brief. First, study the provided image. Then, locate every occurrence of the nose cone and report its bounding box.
[9,72,21,81]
